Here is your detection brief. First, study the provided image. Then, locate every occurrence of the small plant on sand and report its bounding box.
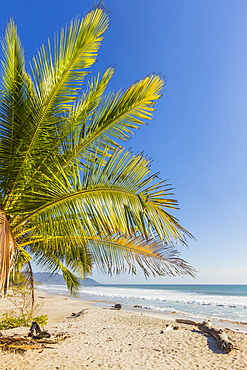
[0,312,48,330]
[0,286,48,329]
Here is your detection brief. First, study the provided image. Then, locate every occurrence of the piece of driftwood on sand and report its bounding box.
[68,308,88,318]
[0,321,68,353]
[175,319,234,353]
[0,335,61,353]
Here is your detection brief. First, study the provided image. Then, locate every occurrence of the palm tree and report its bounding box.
[0,8,195,297]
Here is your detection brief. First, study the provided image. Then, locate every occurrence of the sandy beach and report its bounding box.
[0,291,247,370]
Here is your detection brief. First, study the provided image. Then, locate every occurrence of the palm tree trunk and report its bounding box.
[0,211,16,297]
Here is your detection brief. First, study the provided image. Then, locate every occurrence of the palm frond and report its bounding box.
[30,250,86,296]
[61,74,164,168]
[0,20,35,202]
[2,9,110,207]
[28,67,115,183]
[12,148,192,248]
[31,8,109,107]
[89,235,196,277]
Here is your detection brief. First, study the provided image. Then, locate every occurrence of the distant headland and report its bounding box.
[34,272,101,286]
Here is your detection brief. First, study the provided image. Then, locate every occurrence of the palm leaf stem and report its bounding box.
[11,187,180,230]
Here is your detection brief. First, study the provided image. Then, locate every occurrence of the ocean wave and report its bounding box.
[37,284,247,323]
[76,286,247,310]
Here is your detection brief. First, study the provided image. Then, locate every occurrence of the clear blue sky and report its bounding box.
[1,0,246,284]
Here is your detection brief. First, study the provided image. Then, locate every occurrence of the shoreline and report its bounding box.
[36,287,247,332]
[36,283,247,326]
[1,291,247,369]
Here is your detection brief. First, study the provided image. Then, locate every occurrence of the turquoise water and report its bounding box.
[38,284,247,323]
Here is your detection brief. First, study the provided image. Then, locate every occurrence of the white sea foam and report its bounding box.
[37,284,247,323]
[76,286,247,309]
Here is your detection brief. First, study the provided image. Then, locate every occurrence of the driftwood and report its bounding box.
[68,308,88,318]
[197,321,234,353]
[176,319,234,353]
[0,334,68,353]
[175,319,197,326]
[0,322,67,353]
[0,336,52,353]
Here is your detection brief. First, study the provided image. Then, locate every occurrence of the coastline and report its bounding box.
[36,286,247,331]
[38,283,247,326]
[0,291,247,369]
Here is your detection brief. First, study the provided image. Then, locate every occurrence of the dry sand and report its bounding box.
[0,291,247,370]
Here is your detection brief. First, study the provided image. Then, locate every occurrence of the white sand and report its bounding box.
[0,292,247,370]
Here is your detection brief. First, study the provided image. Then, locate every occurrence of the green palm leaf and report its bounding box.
[89,235,196,277]
[0,20,35,201]
[61,74,164,168]
[31,9,109,106]
[12,148,191,244]
[2,9,109,207]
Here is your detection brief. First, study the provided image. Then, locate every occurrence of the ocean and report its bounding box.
[37,284,247,324]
